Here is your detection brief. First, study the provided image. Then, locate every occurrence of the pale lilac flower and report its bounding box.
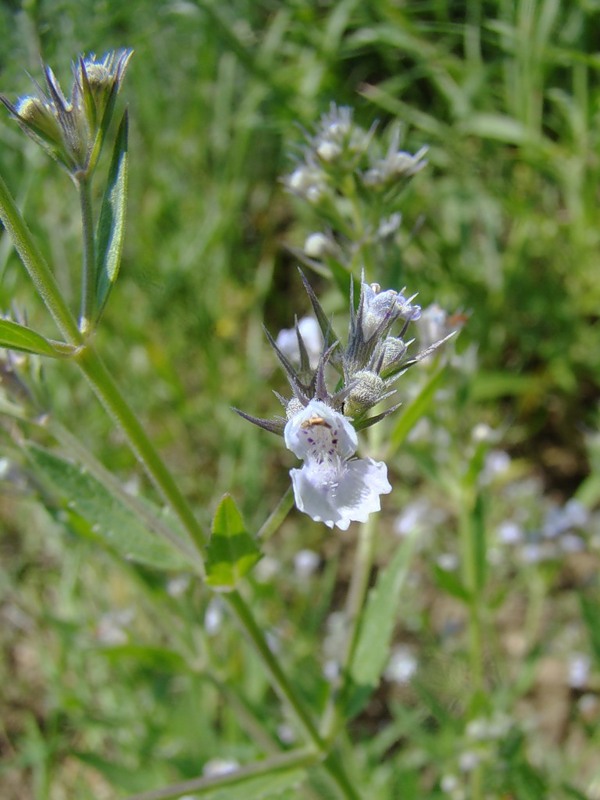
[568,654,591,689]
[561,533,585,553]
[393,499,431,537]
[360,282,421,340]
[497,520,523,544]
[284,400,391,530]
[481,450,511,483]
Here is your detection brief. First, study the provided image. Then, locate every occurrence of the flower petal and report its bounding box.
[284,400,357,461]
[290,456,392,531]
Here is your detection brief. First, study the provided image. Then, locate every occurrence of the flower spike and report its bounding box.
[237,273,454,529]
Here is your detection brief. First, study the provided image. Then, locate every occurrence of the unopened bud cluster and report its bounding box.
[283,104,428,276]
[1,49,132,177]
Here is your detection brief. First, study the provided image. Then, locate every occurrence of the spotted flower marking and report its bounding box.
[284,400,392,531]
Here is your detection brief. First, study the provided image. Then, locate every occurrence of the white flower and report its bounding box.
[385,645,418,684]
[293,548,321,578]
[284,400,392,530]
[275,316,323,369]
[304,231,331,258]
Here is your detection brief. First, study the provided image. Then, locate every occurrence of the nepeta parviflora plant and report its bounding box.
[0,53,452,800]
[237,275,451,530]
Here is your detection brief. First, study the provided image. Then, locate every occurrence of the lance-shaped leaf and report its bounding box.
[298,269,342,367]
[125,746,315,800]
[388,364,448,453]
[27,444,188,570]
[0,318,75,358]
[95,110,128,320]
[206,495,261,590]
[342,533,416,718]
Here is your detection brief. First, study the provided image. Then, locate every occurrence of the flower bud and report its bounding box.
[344,370,384,417]
[380,337,408,374]
[13,96,63,146]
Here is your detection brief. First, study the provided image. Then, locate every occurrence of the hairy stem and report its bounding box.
[0,172,82,344]
[226,590,362,800]
[77,174,96,334]
[126,746,319,800]
[257,484,294,541]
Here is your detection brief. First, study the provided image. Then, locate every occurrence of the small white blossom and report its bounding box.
[363,134,428,186]
[317,140,342,161]
[377,212,402,238]
[436,552,459,571]
[166,574,191,597]
[471,423,494,443]
[285,165,326,203]
[293,548,321,578]
[284,400,391,530]
[275,316,323,369]
[385,645,418,684]
[204,598,224,635]
[203,759,239,777]
[304,231,331,258]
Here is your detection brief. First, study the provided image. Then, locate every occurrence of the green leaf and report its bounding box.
[73,751,158,793]
[95,110,128,319]
[471,491,488,593]
[389,365,447,452]
[124,749,313,800]
[0,318,71,358]
[27,444,187,570]
[206,495,261,590]
[457,113,529,144]
[198,768,306,800]
[432,564,471,603]
[343,534,416,718]
[580,592,600,664]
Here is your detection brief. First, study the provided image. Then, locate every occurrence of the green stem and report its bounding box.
[226,589,322,744]
[257,485,294,541]
[458,493,485,800]
[125,746,320,800]
[0,172,82,344]
[74,343,207,563]
[321,512,377,742]
[322,422,382,742]
[77,174,96,334]
[459,496,485,704]
[226,590,362,800]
